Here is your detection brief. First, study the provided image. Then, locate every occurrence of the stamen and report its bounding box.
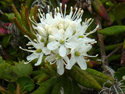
[19,46,35,53]
[69,7,73,19]
[47,5,50,13]
[73,8,81,20]
[85,54,98,57]
[57,7,59,13]
[64,4,67,17]
[77,10,84,20]
[29,17,37,25]
[54,8,57,15]
[84,18,93,26]
[38,9,44,19]
[85,24,99,36]
[88,19,94,26]
[28,47,34,49]
[43,13,45,19]
[24,35,34,43]
[85,18,88,22]
[32,16,38,23]
[26,42,32,46]
[71,7,78,20]
[60,3,63,17]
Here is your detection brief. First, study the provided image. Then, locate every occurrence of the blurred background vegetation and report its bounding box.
[0,0,125,94]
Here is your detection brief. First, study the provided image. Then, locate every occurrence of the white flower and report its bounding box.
[20,34,50,66]
[47,29,76,57]
[45,52,69,75]
[20,3,99,75]
[33,24,47,37]
[66,43,92,70]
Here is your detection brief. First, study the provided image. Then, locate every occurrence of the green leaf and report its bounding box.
[32,70,44,80]
[52,74,80,94]
[115,67,125,85]
[92,0,111,23]
[7,83,16,94]
[32,70,50,84]
[98,26,125,35]
[2,35,12,48]
[71,82,80,94]
[61,75,72,94]
[45,63,58,76]
[95,43,122,53]
[69,65,102,90]
[8,46,18,55]
[61,74,80,94]
[11,61,33,78]
[37,73,50,84]
[113,2,125,20]
[32,77,57,94]
[0,63,17,82]
[7,13,15,22]
[109,54,121,61]
[52,82,61,94]
[12,4,22,24]
[25,0,35,9]
[0,57,5,65]
[16,77,34,92]
[86,68,114,87]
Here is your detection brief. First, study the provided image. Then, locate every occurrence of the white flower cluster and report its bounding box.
[20,4,98,75]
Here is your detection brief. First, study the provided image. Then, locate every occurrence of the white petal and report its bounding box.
[63,56,69,65]
[47,41,59,50]
[68,22,76,30]
[59,45,66,57]
[66,56,76,70]
[46,13,53,21]
[53,32,63,41]
[65,28,73,38]
[35,54,43,66]
[26,53,39,61]
[76,56,87,70]
[81,44,92,53]
[49,35,56,41]
[36,25,47,36]
[65,42,77,49]
[81,25,88,33]
[57,59,64,75]
[45,54,56,62]
[42,47,51,55]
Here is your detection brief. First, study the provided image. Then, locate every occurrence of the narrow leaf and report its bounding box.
[69,65,102,90]
[86,68,114,87]
[12,4,22,24]
[92,0,111,25]
[98,26,125,35]
[32,77,57,94]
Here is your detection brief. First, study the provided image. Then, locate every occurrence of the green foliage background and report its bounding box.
[0,0,125,94]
